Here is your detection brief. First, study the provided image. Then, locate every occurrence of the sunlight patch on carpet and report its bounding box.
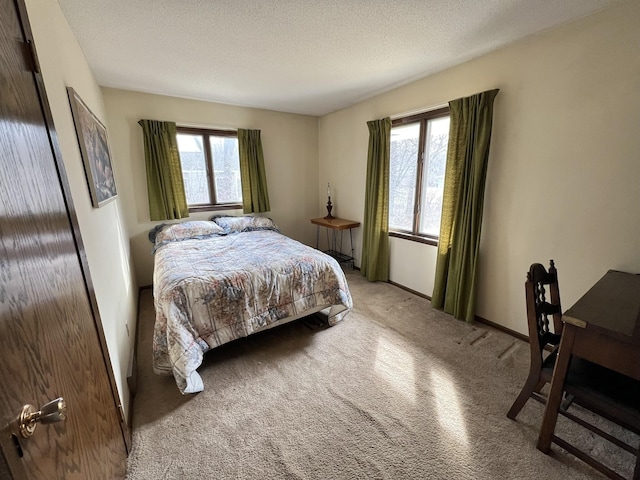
[430,369,469,448]
[373,336,416,403]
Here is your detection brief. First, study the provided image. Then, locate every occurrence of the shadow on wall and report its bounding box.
[131,230,156,287]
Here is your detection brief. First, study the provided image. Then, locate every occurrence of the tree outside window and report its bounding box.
[176,127,242,212]
[389,108,450,243]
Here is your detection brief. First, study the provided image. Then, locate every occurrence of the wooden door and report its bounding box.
[0,0,128,478]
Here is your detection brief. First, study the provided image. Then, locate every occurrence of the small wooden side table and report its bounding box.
[310,217,360,268]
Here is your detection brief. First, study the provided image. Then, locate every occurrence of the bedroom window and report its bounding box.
[389,107,450,245]
[176,127,242,212]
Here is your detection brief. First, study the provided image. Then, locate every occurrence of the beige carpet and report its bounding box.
[125,270,636,479]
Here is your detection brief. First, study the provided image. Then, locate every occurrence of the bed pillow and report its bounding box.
[210,215,278,234]
[154,221,225,248]
[148,223,167,244]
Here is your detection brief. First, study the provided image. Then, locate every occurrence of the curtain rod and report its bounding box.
[176,122,237,131]
[389,102,448,120]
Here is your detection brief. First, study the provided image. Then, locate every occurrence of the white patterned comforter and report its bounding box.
[153,229,352,393]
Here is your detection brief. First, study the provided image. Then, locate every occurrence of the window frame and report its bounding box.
[389,106,450,246]
[176,126,243,213]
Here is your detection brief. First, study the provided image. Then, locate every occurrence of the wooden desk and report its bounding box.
[310,217,360,268]
[537,270,640,454]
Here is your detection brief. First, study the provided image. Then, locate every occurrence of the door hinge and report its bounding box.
[117,404,126,424]
[24,40,40,74]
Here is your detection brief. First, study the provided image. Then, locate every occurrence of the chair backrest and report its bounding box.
[525,260,563,364]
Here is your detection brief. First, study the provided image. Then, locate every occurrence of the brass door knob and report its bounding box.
[19,397,66,438]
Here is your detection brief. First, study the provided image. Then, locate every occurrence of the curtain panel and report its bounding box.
[238,129,270,214]
[432,89,499,322]
[138,119,189,221]
[361,117,392,282]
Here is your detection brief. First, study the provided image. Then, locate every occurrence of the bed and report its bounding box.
[150,216,353,394]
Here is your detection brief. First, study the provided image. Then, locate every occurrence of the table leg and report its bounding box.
[536,324,577,453]
[349,228,354,262]
[315,225,319,249]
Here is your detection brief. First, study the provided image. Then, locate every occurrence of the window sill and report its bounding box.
[188,203,242,213]
[389,231,438,246]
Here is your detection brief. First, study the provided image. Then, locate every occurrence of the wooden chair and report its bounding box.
[509,261,640,479]
[507,260,563,419]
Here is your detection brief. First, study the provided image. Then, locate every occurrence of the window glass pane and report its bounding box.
[389,123,419,231]
[419,116,450,236]
[209,136,241,203]
[177,133,210,205]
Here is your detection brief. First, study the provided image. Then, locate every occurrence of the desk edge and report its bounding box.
[562,315,587,328]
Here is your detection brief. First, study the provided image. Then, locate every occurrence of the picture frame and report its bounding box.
[67,87,117,207]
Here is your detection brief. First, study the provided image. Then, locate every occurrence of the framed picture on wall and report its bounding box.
[67,87,117,207]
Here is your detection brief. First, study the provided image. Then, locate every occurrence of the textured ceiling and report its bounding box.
[57,0,624,116]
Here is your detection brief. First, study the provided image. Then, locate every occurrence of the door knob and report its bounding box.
[18,397,66,438]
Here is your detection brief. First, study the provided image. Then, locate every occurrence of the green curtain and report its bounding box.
[431,89,499,322]
[360,117,391,282]
[238,129,270,213]
[138,119,189,221]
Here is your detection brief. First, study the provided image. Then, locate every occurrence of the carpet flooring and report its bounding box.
[125,270,636,479]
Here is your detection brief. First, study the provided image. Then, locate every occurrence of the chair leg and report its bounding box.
[560,393,575,411]
[507,375,544,420]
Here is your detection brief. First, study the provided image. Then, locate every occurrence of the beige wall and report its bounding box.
[319,1,640,335]
[25,0,138,420]
[102,89,320,286]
